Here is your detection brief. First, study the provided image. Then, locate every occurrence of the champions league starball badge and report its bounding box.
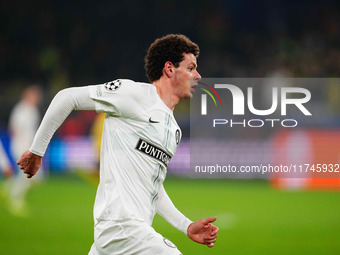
[104,79,122,91]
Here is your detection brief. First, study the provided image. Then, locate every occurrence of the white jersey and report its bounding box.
[0,140,11,171]
[88,79,182,226]
[9,101,40,158]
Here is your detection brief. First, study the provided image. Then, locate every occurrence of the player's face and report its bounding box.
[173,53,201,99]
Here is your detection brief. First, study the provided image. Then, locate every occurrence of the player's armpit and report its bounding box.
[17,150,42,178]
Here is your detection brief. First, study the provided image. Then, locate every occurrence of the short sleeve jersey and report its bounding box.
[88,79,182,225]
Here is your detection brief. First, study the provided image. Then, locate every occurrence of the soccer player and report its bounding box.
[6,85,43,214]
[17,34,219,254]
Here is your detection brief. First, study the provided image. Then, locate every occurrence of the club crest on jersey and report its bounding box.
[175,129,180,145]
[163,238,177,249]
[104,79,122,91]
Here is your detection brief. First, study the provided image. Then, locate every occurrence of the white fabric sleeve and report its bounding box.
[157,184,193,235]
[29,87,95,156]
[88,80,154,117]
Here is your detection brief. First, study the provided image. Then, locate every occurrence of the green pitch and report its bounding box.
[0,175,339,255]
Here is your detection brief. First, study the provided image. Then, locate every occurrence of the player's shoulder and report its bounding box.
[103,79,156,98]
[103,79,150,89]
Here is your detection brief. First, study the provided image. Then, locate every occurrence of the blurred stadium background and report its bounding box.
[0,0,340,254]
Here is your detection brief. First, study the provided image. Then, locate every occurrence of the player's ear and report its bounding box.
[164,61,174,77]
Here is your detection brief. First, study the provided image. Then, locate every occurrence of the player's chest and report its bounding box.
[134,108,181,156]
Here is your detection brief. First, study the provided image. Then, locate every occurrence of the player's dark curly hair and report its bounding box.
[145,34,200,82]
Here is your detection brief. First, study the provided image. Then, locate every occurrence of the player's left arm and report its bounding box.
[157,185,219,247]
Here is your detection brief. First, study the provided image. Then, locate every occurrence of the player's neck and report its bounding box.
[153,79,180,111]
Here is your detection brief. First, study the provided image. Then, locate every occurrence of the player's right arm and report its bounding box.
[17,87,96,178]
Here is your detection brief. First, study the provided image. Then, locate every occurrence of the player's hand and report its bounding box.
[17,150,42,178]
[187,216,219,248]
